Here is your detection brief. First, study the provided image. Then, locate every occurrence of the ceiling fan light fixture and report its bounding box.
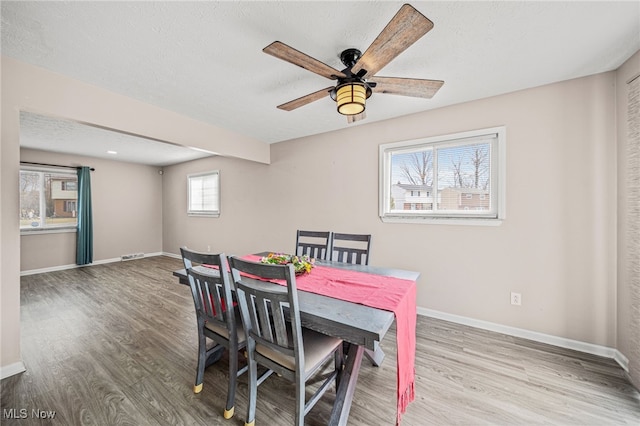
[264,4,442,121]
[336,83,367,115]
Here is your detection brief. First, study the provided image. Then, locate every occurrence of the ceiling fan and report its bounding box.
[263,3,444,123]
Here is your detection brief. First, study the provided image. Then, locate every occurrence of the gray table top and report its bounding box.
[173,255,419,350]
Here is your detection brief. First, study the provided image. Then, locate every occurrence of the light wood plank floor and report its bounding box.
[2,256,639,425]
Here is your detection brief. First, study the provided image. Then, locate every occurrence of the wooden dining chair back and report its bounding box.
[330,233,372,265]
[228,256,343,426]
[180,247,247,420]
[295,230,331,260]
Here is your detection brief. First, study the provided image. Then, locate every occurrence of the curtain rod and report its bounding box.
[20,161,95,171]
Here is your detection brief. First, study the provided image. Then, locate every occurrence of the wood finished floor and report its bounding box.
[2,256,639,425]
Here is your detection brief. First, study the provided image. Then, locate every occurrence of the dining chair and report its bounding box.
[295,230,331,260]
[330,232,372,265]
[328,233,382,365]
[180,247,247,420]
[228,256,344,426]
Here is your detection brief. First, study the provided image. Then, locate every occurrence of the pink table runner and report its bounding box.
[242,255,416,425]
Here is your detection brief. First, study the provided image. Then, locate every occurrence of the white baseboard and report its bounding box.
[419,307,629,371]
[614,350,630,371]
[20,252,164,276]
[1,361,26,380]
[162,251,181,260]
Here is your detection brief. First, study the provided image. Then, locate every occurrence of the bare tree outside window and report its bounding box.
[398,151,433,186]
[381,127,504,221]
[470,145,490,190]
[440,144,490,190]
[20,171,41,223]
[20,169,78,230]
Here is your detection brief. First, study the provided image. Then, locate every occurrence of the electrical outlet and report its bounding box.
[511,292,522,306]
[207,245,211,253]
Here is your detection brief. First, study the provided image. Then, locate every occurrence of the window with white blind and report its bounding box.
[379,127,506,225]
[187,171,220,217]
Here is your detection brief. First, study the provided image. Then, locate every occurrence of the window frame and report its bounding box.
[379,126,506,226]
[19,166,79,234]
[187,170,220,218]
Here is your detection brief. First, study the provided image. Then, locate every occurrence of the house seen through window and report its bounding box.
[20,167,78,231]
[379,127,506,223]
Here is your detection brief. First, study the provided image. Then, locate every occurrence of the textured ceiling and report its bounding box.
[2,1,639,166]
[19,112,214,167]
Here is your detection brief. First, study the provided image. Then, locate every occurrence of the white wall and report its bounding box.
[20,149,164,272]
[164,72,618,348]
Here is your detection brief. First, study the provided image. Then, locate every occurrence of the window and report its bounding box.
[188,170,220,217]
[62,181,77,190]
[20,167,78,231]
[64,201,77,212]
[379,126,506,224]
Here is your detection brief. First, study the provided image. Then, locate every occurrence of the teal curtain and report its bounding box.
[76,166,93,265]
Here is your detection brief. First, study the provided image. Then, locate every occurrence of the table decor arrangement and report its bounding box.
[259,252,315,275]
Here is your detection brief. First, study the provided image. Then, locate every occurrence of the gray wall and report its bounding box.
[20,149,164,271]
[2,57,266,371]
[3,53,638,379]
[163,71,618,349]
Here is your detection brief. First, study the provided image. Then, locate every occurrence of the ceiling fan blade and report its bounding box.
[347,111,366,124]
[351,4,434,79]
[277,86,334,111]
[369,76,444,98]
[264,41,346,80]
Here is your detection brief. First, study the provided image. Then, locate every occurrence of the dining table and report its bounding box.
[173,253,420,426]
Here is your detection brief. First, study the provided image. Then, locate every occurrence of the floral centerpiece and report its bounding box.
[259,253,315,275]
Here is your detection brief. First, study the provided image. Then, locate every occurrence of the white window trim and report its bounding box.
[21,227,77,235]
[187,170,220,218]
[379,126,506,226]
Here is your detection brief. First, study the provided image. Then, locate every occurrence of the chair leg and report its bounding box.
[224,345,239,419]
[194,331,207,393]
[295,377,305,426]
[244,355,258,426]
[334,347,344,391]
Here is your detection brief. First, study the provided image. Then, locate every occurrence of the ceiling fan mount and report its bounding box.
[263,4,444,123]
[339,48,363,70]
